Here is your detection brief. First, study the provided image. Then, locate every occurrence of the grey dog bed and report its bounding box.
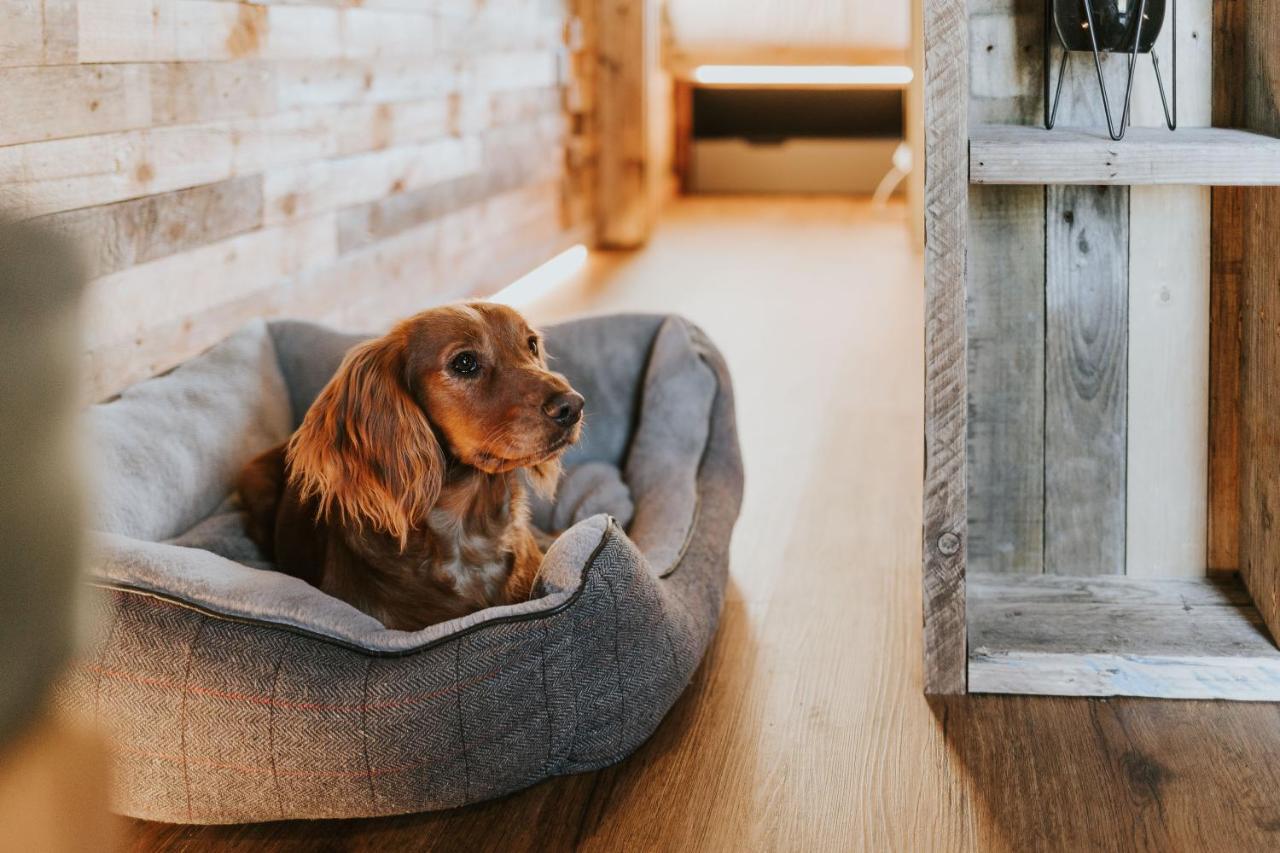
[58,313,742,824]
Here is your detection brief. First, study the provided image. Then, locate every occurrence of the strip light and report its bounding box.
[692,64,914,87]
[489,244,588,306]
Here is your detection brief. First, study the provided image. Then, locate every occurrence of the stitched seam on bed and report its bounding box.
[361,657,375,807]
[454,640,471,803]
[600,567,627,753]
[267,649,285,821]
[179,616,206,823]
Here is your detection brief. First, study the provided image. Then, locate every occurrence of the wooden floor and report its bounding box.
[129,197,1280,852]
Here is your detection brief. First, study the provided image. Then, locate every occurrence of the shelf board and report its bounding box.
[968,573,1280,701]
[970,124,1280,186]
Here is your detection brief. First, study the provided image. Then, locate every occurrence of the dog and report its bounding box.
[237,302,583,631]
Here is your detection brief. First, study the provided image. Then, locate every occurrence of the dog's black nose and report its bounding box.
[543,391,584,426]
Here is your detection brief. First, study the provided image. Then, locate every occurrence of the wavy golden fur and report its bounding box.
[237,302,583,630]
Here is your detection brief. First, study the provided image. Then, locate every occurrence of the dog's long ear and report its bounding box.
[287,335,443,549]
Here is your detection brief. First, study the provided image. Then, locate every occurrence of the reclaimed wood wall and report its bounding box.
[966,0,1212,578]
[1235,0,1280,646]
[0,0,597,402]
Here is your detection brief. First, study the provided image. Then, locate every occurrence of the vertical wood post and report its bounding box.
[922,0,969,695]
[1237,0,1280,643]
[1207,0,1245,571]
[596,0,653,248]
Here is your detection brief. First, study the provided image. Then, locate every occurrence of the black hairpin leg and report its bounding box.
[1044,0,1176,140]
[1150,0,1177,129]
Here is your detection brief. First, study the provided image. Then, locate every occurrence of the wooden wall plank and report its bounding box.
[1238,0,1280,646]
[922,0,969,695]
[1208,0,1247,571]
[1,0,76,68]
[1126,0,1213,579]
[966,0,1045,577]
[0,1,47,68]
[1039,22,1131,576]
[262,136,479,224]
[0,65,152,147]
[966,185,1044,575]
[29,176,264,280]
[1125,186,1210,577]
[77,0,178,63]
[1044,185,1129,575]
[273,60,462,110]
[150,62,277,125]
[81,214,337,351]
[596,0,651,247]
[5,0,586,405]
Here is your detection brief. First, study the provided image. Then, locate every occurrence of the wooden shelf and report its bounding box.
[968,573,1280,701]
[970,124,1280,186]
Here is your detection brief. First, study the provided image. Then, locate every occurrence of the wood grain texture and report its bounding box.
[1125,0,1212,579]
[1208,0,1247,571]
[969,573,1280,700]
[1125,186,1210,577]
[1238,0,1280,643]
[1044,185,1128,575]
[124,197,1280,853]
[966,185,1044,575]
[0,0,592,401]
[1209,183,1244,572]
[922,0,969,694]
[965,0,1044,577]
[595,0,652,248]
[28,177,265,280]
[970,125,1280,185]
[0,64,152,147]
[1040,53,1128,574]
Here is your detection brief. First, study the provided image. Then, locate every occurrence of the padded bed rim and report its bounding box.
[87,518,618,658]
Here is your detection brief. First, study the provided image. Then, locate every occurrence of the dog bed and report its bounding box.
[58,313,742,824]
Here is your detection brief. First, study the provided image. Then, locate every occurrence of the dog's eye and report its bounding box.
[449,351,480,376]
[528,337,539,356]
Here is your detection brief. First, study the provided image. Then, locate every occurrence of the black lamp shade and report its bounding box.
[1054,0,1166,53]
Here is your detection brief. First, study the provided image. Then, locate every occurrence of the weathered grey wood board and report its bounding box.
[968,573,1280,700]
[922,0,969,695]
[970,125,1280,186]
[1126,186,1210,578]
[965,0,1046,579]
[966,185,1044,575]
[1044,185,1129,575]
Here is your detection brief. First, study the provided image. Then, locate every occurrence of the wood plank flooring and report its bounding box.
[127,197,1280,852]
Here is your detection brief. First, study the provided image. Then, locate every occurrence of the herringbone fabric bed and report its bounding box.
[58,313,742,823]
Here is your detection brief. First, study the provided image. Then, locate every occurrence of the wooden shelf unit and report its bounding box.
[968,574,1280,701]
[922,0,1280,699]
[970,124,1280,186]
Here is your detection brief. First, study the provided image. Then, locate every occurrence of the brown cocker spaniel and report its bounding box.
[237,302,583,631]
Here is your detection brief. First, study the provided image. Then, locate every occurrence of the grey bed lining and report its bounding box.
[85,314,717,653]
[90,517,620,658]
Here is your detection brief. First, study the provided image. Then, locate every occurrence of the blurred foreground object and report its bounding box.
[0,219,115,851]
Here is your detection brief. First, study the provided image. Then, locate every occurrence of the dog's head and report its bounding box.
[287,302,582,546]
